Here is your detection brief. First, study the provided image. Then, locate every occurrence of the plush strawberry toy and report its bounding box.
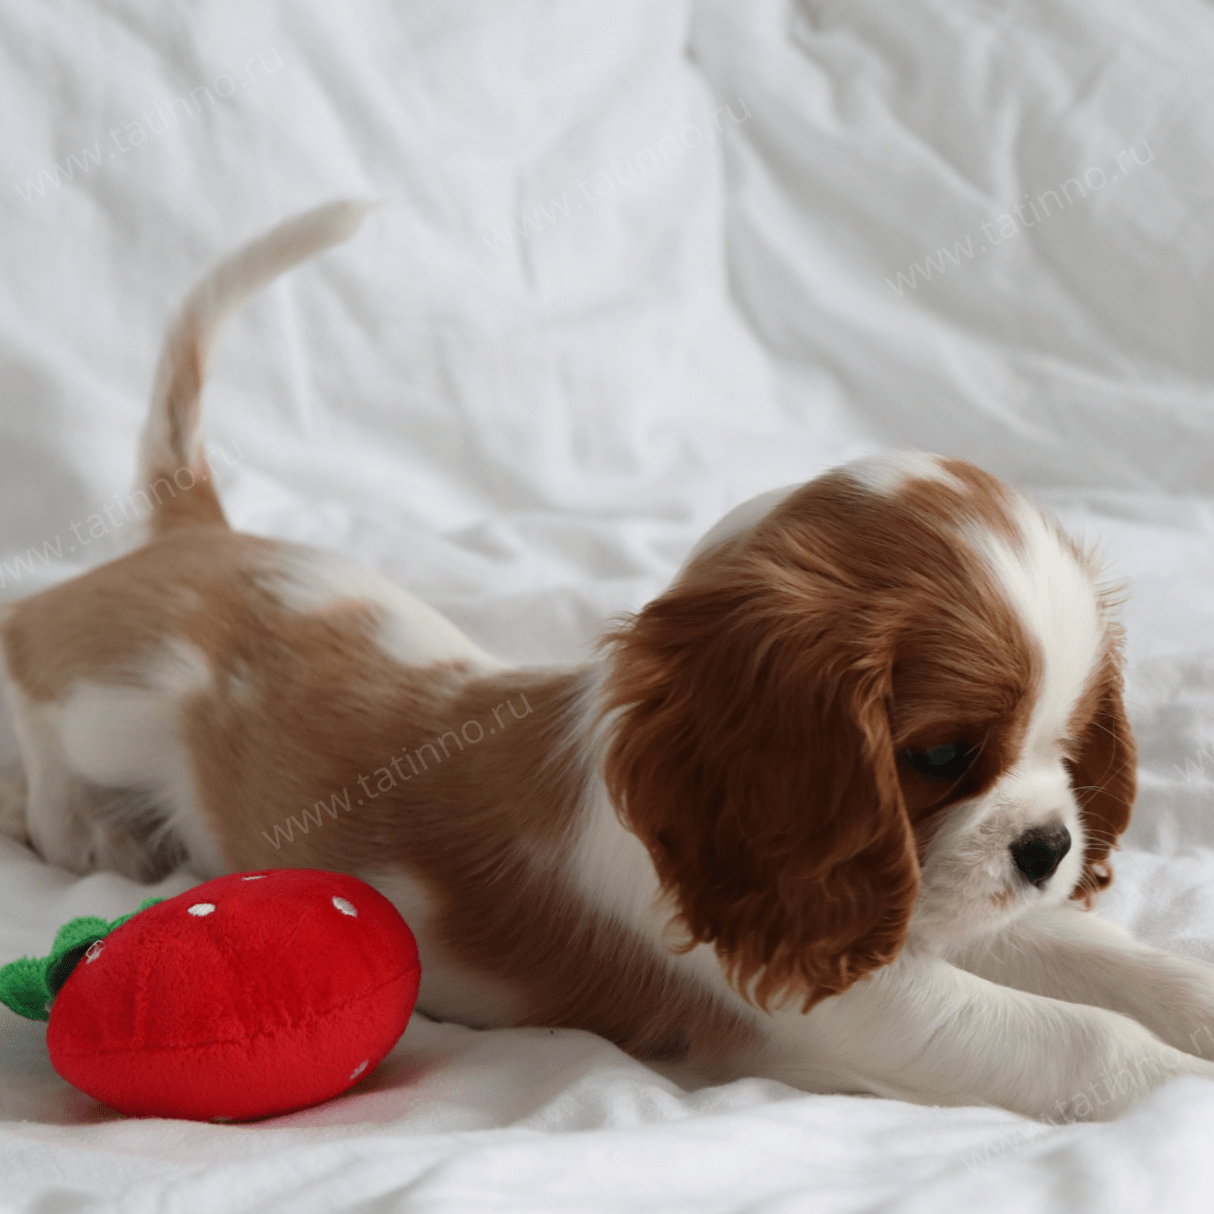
[0,870,421,1121]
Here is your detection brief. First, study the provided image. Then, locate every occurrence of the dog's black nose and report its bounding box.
[1010,826,1072,887]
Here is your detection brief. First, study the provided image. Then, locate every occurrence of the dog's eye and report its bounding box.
[902,744,977,780]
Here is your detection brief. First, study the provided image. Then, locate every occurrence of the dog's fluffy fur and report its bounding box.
[6,202,1214,1121]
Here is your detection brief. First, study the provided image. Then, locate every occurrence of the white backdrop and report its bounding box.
[2,2,1214,1210]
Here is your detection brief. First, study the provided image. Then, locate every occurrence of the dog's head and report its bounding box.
[602,454,1134,1009]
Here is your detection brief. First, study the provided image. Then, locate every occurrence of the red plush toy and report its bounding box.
[0,870,421,1121]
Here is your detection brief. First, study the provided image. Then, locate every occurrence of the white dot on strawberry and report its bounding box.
[187,903,216,917]
[332,897,357,917]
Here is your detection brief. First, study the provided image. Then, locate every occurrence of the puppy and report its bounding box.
[5,201,1214,1122]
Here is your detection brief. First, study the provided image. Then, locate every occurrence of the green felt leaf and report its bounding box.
[0,955,53,1021]
[0,898,164,1022]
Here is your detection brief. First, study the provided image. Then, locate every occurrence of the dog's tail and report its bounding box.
[137,199,374,533]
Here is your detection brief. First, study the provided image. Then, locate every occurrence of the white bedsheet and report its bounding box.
[2,1,1214,1209]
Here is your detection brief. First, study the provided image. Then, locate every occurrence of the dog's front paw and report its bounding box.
[1048,1009,1214,1122]
[1133,954,1214,1062]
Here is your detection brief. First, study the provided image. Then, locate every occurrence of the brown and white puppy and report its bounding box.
[5,201,1214,1122]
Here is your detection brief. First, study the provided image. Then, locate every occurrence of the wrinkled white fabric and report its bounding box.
[1,1,1213,1209]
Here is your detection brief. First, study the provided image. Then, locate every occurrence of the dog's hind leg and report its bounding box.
[4,686,100,874]
[1,666,187,882]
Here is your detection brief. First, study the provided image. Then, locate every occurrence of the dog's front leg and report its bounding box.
[761,949,1214,1121]
[950,903,1214,1061]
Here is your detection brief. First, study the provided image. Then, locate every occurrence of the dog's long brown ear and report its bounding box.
[1068,642,1137,904]
[601,553,919,1011]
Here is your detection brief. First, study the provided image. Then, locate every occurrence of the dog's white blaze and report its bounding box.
[975,497,1105,760]
[845,452,964,496]
[954,496,1106,914]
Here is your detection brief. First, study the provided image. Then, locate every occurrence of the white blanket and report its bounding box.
[2,2,1214,1209]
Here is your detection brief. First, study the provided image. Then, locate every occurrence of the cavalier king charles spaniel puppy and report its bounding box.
[5,202,1214,1123]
